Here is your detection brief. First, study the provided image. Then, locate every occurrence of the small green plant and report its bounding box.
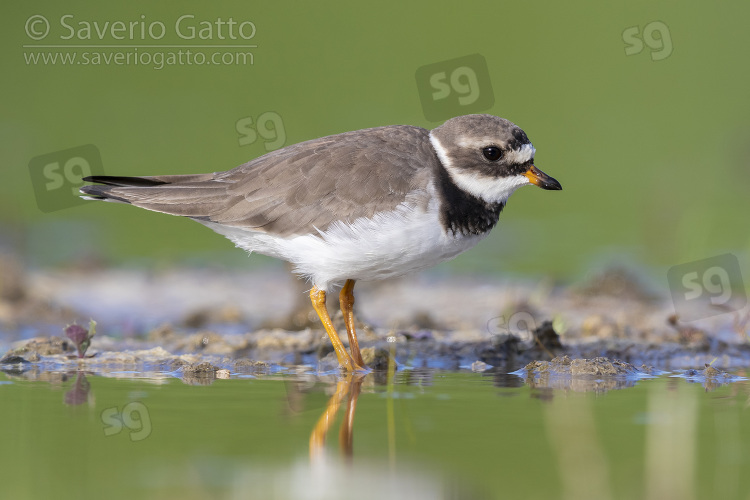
[64,319,96,358]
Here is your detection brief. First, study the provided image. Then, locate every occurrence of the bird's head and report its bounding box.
[429,114,561,205]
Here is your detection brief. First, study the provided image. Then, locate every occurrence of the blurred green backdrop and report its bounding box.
[2,1,749,280]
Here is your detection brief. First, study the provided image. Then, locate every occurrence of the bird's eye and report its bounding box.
[482,146,502,162]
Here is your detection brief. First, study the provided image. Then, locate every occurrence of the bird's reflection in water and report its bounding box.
[308,373,364,461]
[282,372,489,500]
[290,357,487,500]
[308,346,395,463]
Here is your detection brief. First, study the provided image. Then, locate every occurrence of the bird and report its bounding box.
[80,114,561,371]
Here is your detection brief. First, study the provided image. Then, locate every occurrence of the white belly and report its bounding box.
[199,197,488,292]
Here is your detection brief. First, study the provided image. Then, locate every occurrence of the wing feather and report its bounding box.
[81,125,437,236]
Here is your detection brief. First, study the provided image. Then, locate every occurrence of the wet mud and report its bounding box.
[1,259,749,391]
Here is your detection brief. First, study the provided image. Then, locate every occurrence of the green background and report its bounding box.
[2,1,749,280]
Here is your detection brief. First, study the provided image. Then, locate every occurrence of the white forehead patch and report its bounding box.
[429,133,532,204]
[504,143,536,165]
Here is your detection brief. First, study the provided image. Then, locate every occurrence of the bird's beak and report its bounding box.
[523,165,562,190]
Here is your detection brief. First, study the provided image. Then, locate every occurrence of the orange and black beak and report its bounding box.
[523,165,562,191]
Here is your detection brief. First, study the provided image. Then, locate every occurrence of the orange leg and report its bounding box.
[309,373,365,461]
[310,286,365,371]
[339,279,366,368]
[309,375,350,460]
[339,374,364,459]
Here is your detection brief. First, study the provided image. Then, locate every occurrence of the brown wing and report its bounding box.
[81,125,437,236]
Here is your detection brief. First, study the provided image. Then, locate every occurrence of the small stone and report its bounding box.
[703,364,721,378]
[471,360,490,372]
[533,321,563,350]
[361,347,392,371]
[0,355,30,364]
[182,361,219,375]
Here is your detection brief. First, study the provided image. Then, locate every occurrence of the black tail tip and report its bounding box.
[81,175,167,187]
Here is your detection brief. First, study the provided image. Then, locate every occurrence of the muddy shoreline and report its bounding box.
[1,262,748,385]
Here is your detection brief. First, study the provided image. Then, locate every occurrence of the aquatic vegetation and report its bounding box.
[64,319,96,358]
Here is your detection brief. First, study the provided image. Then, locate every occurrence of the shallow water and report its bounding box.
[2,368,750,500]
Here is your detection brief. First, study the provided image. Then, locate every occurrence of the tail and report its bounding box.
[79,173,224,218]
[80,175,168,202]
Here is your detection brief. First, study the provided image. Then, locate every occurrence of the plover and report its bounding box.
[81,114,561,371]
